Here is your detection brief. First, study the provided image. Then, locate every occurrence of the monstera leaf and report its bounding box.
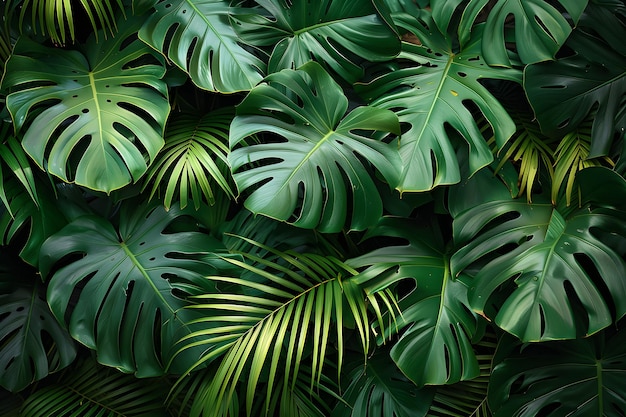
[358,13,519,192]
[525,2,626,158]
[489,330,626,416]
[39,202,234,376]
[0,252,76,392]
[138,0,265,92]
[350,217,481,387]
[431,0,588,66]
[229,62,401,233]
[1,16,169,193]
[234,0,400,83]
[331,349,435,417]
[451,195,626,342]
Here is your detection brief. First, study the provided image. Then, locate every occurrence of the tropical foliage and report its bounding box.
[1,0,625,416]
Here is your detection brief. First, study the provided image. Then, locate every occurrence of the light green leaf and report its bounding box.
[39,202,233,376]
[143,108,235,210]
[178,237,376,417]
[358,13,520,192]
[234,0,400,83]
[1,16,169,193]
[431,0,588,65]
[138,0,265,92]
[229,61,401,233]
[0,252,76,392]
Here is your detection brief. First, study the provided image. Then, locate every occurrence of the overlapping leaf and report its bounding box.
[179,238,378,417]
[358,12,520,192]
[234,0,400,83]
[0,252,76,392]
[229,61,401,233]
[138,0,265,92]
[1,16,169,192]
[331,349,435,417]
[489,330,626,416]
[39,202,234,376]
[431,0,588,66]
[452,194,626,341]
[350,217,481,387]
[525,2,626,158]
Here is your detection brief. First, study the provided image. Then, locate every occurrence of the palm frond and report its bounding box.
[552,119,613,206]
[426,330,497,417]
[176,236,390,417]
[493,109,556,202]
[20,358,171,417]
[144,108,235,211]
[7,0,123,45]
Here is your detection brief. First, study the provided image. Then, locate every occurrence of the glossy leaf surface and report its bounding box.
[525,5,626,158]
[358,14,519,192]
[351,217,480,386]
[452,197,626,341]
[2,17,169,192]
[431,0,587,65]
[235,0,400,83]
[229,62,401,232]
[138,0,265,92]
[39,202,231,376]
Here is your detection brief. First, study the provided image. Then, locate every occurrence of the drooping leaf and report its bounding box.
[19,358,170,417]
[0,251,76,392]
[488,329,626,416]
[234,0,400,83]
[350,217,481,387]
[39,202,234,376]
[358,12,520,192]
[525,2,626,158]
[431,0,588,66]
[331,349,435,417]
[138,0,265,92]
[0,122,39,210]
[143,108,235,210]
[452,195,626,341]
[178,237,379,417]
[229,61,401,233]
[1,16,169,193]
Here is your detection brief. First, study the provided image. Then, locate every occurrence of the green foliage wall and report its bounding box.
[1,0,626,416]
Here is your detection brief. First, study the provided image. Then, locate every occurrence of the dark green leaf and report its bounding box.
[229,61,401,233]
[39,202,233,376]
[431,0,588,65]
[489,329,626,416]
[358,13,520,192]
[138,0,265,92]
[234,0,400,83]
[0,252,76,392]
[524,3,626,157]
